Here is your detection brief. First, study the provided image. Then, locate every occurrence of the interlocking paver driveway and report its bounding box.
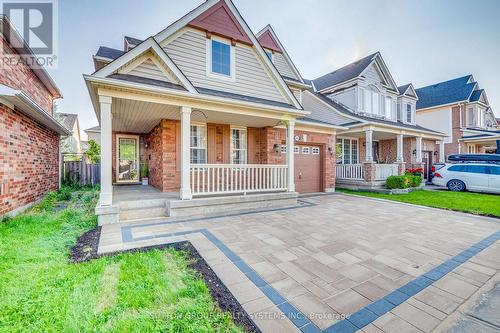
[99,193,500,332]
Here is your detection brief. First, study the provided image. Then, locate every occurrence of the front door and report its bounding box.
[117,135,139,182]
[422,151,432,181]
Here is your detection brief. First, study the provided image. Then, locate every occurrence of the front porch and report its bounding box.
[91,84,308,225]
[335,125,446,189]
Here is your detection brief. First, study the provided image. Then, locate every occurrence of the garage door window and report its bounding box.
[336,138,358,164]
[294,146,299,154]
[302,147,310,154]
[312,147,320,155]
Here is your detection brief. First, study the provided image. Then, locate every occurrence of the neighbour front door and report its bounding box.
[422,151,432,180]
[117,135,139,182]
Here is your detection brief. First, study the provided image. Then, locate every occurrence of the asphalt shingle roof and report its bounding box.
[124,36,142,46]
[95,46,124,60]
[313,93,442,134]
[415,75,477,110]
[312,52,378,91]
[55,113,78,132]
[108,74,187,91]
[469,89,484,102]
[196,87,297,109]
[397,84,411,95]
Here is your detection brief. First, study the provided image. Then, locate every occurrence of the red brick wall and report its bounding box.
[143,120,180,192]
[0,105,59,215]
[0,37,54,114]
[444,106,465,155]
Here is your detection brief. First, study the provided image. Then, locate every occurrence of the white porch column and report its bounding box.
[439,140,445,163]
[99,95,113,206]
[365,129,373,162]
[180,106,192,200]
[416,136,423,163]
[286,119,295,192]
[396,134,404,162]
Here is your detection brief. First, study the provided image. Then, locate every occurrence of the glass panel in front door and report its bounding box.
[118,138,138,181]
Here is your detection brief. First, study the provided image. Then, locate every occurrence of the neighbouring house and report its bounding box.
[304,52,447,185]
[415,75,499,155]
[55,112,83,159]
[85,0,348,224]
[84,125,101,145]
[0,15,70,217]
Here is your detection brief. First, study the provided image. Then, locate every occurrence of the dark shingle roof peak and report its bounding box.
[312,52,379,91]
[95,46,124,60]
[55,113,78,132]
[415,75,479,110]
[397,84,411,95]
[124,36,142,46]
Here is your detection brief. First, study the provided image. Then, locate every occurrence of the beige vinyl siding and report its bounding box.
[163,29,288,104]
[273,53,299,80]
[291,88,302,104]
[302,91,354,125]
[128,59,172,82]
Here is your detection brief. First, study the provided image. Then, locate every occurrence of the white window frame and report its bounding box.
[302,146,310,154]
[116,134,140,183]
[385,97,392,119]
[281,145,287,154]
[294,146,300,154]
[467,144,476,154]
[190,122,207,164]
[406,103,413,123]
[311,147,320,155]
[336,138,359,164]
[230,126,247,164]
[206,36,236,81]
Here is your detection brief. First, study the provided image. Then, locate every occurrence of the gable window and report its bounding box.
[385,97,392,119]
[397,103,403,122]
[406,103,412,123]
[231,127,247,164]
[211,40,231,76]
[190,124,207,164]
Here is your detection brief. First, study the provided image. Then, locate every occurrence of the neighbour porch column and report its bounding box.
[286,119,296,192]
[416,136,423,163]
[365,129,373,162]
[396,134,404,162]
[99,95,113,206]
[180,106,192,200]
[438,140,445,163]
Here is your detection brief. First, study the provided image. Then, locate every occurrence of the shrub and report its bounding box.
[410,175,422,187]
[386,175,411,189]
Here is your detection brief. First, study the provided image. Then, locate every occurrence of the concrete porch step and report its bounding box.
[167,191,298,218]
[119,206,167,222]
[118,198,167,210]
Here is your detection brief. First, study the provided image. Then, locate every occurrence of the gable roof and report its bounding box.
[187,0,252,45]
[415,75,480,110]
[93,37,197,93]
[152,0,302,109]
[124,36,142,47]
[397,83,418,99]
[257,29,282,53]
[95,46,124,60]
[0,15,62,98]
[255,25,304,84]
[397,84,410,95]
[55,113,78,132]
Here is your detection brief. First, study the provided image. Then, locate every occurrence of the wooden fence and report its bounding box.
[63,161,100,186]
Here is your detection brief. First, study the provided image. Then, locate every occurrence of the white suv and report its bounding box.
[432,163,500,194]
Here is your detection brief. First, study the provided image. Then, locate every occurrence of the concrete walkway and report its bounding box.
[99,193,500,333]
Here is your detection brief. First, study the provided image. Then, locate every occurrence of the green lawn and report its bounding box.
[339,189,500,218]
[0,187,243,333]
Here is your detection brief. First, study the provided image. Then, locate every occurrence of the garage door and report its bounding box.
[294,145,322,193]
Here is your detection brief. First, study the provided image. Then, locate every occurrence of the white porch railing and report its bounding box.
[336,164,364,180]
[374,164,399,180]
[190,164,288,196]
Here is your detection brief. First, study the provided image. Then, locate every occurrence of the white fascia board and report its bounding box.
[93,37,197,94]
[459,135,500,142]
[318,77,358,94]
[416,101,467,112]
[284,78,311,89]
[0,84,70,135]
[371,54,399,92]
[83,74,310,117]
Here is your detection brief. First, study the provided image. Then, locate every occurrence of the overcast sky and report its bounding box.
[46,0,500,139]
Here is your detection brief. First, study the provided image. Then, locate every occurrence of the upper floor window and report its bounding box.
[190,124,207,164]
[406,103,412,123]
[467,107,485,128]
[231,127,247,164]
[211,40,231,76]
[360,87,382,115]
[385,97,392,119]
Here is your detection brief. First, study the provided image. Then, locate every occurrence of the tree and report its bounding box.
[85,140,101,164]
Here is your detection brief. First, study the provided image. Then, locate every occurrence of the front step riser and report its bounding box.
[119,207,167,221]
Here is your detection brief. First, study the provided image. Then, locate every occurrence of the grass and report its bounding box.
[0,187,244,333]
[339,189,500,218]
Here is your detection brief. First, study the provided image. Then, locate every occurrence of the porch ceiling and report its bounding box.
[111,97,284,134]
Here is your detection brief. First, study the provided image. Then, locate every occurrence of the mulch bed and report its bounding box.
[70,228,260,333]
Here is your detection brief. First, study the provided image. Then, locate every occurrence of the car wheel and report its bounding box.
[447,179,466,192]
